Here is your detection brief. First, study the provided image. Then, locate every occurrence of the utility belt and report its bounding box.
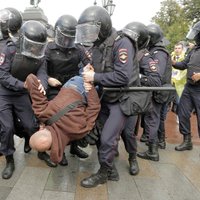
[187,66,200,85]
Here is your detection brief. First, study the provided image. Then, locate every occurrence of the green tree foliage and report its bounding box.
[151,0,190,52]
[181,0,200,23]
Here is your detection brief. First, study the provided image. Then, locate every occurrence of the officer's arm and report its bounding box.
[0,46,24,91]
[172,50,191,70]
[139,55,162,87]
[94,37,135,87]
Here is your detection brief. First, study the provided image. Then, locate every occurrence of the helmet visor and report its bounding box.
[75,23,100,46]
[55,27,75,48]
[186,28,199,40]
[21,36,47,59]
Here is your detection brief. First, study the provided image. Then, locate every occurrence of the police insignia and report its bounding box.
[0,53,5,65]
[119,49,128,64]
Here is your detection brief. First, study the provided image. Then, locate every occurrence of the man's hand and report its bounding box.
[171,57,176,65]
[48,77,62,87]
[192,72,200,82]
[38,79,46,95]
[82,64,95,82]
[84,82,93,92]
[83,63,94,72]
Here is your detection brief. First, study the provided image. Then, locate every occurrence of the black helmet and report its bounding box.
[122,22,150,50]
[5,7,22,34]
[186,21,200,46]
[0,8,22,39]
[147,24,164,46]
[0,9,11,39]
[54,15,77,48]
[20,20,47,59]
[75,6,112,46]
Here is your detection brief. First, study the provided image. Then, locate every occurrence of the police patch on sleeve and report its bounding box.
[149,61,157,72]
[119,49,128,64]
[0,53,5,66]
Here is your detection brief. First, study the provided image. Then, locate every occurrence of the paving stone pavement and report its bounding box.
[0,111,200,200]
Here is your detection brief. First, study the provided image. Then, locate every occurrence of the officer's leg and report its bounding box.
[81,103,127,188]
[192,90,200,139]
[0,98,15,179]
[140,113,149,142]
[158,103,168,149]
[121,115,139,175]
[137,101,161,161]
[12,94,38,152]
[175,87,193,151]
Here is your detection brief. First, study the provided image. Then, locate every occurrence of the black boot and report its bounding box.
[38,152,57,167]
[59,153,68,166]
[158,120,166,149]
[107,164,119,181]
[2,155,15,179]
[137,142,159,161]
[70,142,88,159]
[24,136,32,153]
[175,134,193,151]
[158,132,166,149]
[81,165,110,188]
[129,154,139,175]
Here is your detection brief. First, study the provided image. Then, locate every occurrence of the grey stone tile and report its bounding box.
[0,186,12,200]
[41,190,74,200]
[135,177,172,200]
[14,166,50,187]
[154,163,200,200]
[5,184,43,200]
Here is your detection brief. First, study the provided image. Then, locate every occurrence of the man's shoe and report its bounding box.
[2,155,15,179]
[24,137,32,153]
[38,152,57,167]
[59,153,68,166]
[70,144,89,158]
[81,166,109,188]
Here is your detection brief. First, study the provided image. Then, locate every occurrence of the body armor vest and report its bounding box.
[91,31,139,103]
[150,46,172,85]
[47,43,80,85]
[9,41,42,81]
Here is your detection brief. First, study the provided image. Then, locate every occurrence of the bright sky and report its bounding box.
[0,0,162,30]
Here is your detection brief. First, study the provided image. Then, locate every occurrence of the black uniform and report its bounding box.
[45,41,81,100]
[144,46,171,144]
[90,30,139,168]
[121,49,161,157]
[173,46,200,137]
[0,39,48,156]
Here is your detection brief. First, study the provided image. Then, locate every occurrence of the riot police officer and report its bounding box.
[0,7,22,50]
[172,21,200,151]
[0,20,48,179]
[76,6,140,188]
[121,21,162,175]
[43,14,88,167]
[137,24,172,161]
